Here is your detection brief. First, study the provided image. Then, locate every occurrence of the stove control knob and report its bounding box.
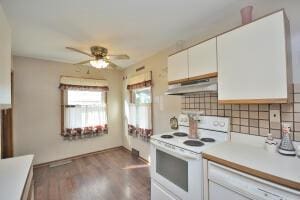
[213,121,219,126]
[219,122,225,127]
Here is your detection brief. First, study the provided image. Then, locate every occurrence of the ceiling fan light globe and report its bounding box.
[89,60,109,68]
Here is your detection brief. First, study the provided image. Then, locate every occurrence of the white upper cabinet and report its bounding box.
[217,11,289,104]
[168,38,217,84]
[168,50,188,83]
[188,38,217,80]
[0,5,12,108]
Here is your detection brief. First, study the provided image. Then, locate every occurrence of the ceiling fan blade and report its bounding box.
[66,47,93,57]
[107,54,130,60]
[106,61,123,70]
[74,60,92,65]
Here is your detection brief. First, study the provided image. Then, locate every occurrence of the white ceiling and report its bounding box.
[1,0,300,68]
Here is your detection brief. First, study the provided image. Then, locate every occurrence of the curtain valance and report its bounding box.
[126,71,152,90]
[59,76,109,91]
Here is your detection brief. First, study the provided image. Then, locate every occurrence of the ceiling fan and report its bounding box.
[66,46,129,69]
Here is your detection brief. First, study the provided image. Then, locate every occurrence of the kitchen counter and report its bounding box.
[202,142,300,191]
[0,155,34,200]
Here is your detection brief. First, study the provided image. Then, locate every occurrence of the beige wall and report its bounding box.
[0,4,11,158]
[0,4,11,108]
[122,50,181,161]
[13,56,123,164]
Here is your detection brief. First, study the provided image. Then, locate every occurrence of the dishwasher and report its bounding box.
[208,161,300,200]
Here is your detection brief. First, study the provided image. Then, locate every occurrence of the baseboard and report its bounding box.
[120,146,149,164]
[33,146,123,168]
[138,156,149,164]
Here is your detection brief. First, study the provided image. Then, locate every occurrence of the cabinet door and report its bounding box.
[217,11,288,104]
[188,38,217,80]
[168,50,188,84]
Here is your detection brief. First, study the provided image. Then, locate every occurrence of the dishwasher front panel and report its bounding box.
[208,161,300,200]
[209,181,250,200]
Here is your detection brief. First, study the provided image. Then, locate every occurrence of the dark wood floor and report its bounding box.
[33,148,150,200]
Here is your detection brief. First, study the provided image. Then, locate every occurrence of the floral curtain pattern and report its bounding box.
[126,80,152,90]
[59,83,109,91]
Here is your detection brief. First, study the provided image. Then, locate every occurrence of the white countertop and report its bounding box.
[0,155,34,200]
[203,142,300,189]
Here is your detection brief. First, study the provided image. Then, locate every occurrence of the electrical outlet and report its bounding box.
[270,110,280,123]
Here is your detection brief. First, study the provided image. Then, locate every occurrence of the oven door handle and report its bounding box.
[151,140,200,160]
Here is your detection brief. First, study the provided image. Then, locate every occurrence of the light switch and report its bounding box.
[270,110,280,123]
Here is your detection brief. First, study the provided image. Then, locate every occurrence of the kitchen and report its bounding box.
[150,7,300,199]
[0,1,300,200]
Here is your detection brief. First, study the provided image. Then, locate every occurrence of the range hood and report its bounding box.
[165,78,217,95]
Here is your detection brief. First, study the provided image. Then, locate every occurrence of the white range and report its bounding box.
[150,114,230,200]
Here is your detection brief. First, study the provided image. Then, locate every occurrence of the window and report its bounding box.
[128,87,152,139]
[61,89,108,138]
[126,71,153,140]
[134,87,151,104]
[59,76,109,139]
[67,90,103,105]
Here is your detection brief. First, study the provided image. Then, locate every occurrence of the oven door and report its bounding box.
[150,143,203,200]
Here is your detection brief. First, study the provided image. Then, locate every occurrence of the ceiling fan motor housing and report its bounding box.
[91,46,108,58]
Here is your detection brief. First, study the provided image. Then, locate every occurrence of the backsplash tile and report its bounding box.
[249,127,259,135]
[282,112,293,121]
[240,111,248,118]
[294,94,300,102]
[240,118,249,126]
[295,122,300,131]
[249,119,259,127]
[294,113,300,122]
[249,111,259,119]
[259,112,269,120]
[181,83,300,141]
[294,103,300,112]
[295,132,300,140]
[294,84,300,93]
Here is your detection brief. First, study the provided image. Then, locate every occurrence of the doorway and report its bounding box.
[1,108,13,158]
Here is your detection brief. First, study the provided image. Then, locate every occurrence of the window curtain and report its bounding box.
[64,98,108,136]
[127,72,153,140]
[59,76,108,139]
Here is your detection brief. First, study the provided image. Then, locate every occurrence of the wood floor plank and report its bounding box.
[33,148,150,200]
